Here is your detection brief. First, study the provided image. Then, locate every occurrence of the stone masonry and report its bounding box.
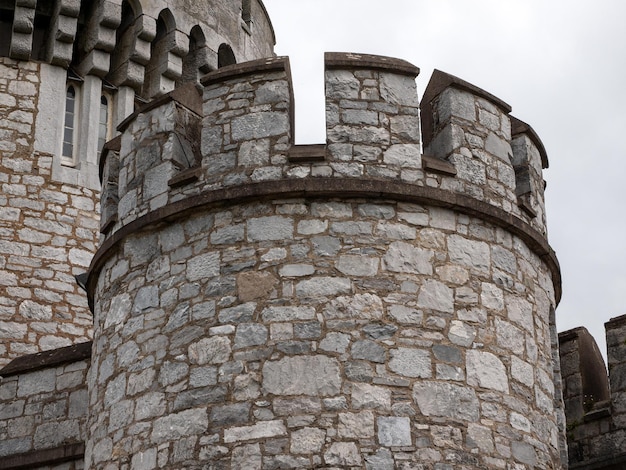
[2,1,606,469]
[83,53,563,469]
[0,58,98,366]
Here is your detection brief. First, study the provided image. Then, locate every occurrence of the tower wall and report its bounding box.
[86,54,563,469]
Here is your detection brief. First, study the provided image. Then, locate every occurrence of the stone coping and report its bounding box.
[324,52,420,77]
[421,69,512,149]
[0,341,92,378]
[200,56,291,86]
[511,116,549,169]
[86,177,561,310]
[0,443,84,470]
[606,313,626,329]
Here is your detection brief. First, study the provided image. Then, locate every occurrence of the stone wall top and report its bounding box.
[325,52,420,77]
[92,52,560,307]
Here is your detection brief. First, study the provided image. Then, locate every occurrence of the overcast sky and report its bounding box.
[263,0,626,362]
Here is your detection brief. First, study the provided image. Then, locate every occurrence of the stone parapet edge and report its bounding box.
[86,177,561,310]
[324,52,420,77]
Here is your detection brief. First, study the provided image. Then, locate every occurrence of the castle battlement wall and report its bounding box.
[84,52,564,469]
[98,53,556,277]
[559,315,626,469]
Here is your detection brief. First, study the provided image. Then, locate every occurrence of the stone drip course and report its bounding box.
[84,53,564,469]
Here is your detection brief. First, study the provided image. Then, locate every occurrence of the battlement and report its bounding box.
[93,52,559,305]
[559,315,626,468]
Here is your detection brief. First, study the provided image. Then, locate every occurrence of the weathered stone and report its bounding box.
[413,382,479,421]
[151,409,208,443]
[324,442,362,467]
[319,332,351,354]
[389,348,431,378]
[247,216,293,241]
[378,416,412,446]
[448,235,490,274]
[384,241,433,274]
[352,340,386,363]
[351,383,391,410]
[262,356,341,396]
[295,277,351,297]
[466,350,509,392]
[234,323,268,349]
[338,411,375,438]
[188,336,232,365]
[223,420,287,443]
[324,293,382,319]
[290,427,326,454]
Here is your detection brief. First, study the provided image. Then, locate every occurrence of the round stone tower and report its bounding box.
[86,52,564,468]
[0,0,275,366]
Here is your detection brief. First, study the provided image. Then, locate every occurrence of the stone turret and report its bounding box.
[84,52,563,469]
[560,315,626,469]
[0,0,275,367]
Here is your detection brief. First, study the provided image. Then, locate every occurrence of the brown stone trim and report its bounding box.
[606,313,626,329]
[422,154,457,176]
[87,178,561,309]
[168,166,202,188]
[117,83,203,133]
[325,52,420,77]
[0,341,92,378]
[0,443,84,470]
[200,56,290,86]
[288,144,327,162]
[511,116,549,169]
[559,327,584,344]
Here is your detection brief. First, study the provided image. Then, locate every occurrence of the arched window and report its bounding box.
[98,93,113,158]
[179,26,210,87]
[0,5,13,57]
[62,84,79,166]
[218,44,236,68]
[142,9,176,99]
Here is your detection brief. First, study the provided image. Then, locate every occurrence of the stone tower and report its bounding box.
[0,1,568,469]
[84,52,564,468]
[0,0,275,366]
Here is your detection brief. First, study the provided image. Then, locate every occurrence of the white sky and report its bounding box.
[263,0,626,362]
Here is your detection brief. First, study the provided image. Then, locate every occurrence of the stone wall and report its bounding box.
[86,53,563,469]
[560,315,626,469]
[0,58,98,367]
[0,343,90,469]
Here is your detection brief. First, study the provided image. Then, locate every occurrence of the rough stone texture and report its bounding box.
[0,11,567,467]
[0,356,89,459]
[80,52,564,470]
[0,58,98,367]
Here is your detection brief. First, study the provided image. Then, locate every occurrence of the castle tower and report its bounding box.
[0,0,275,367]
[84,52,564,468]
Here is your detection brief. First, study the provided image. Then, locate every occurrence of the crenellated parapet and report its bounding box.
[97,53,558,299]
[559,315,626,468]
